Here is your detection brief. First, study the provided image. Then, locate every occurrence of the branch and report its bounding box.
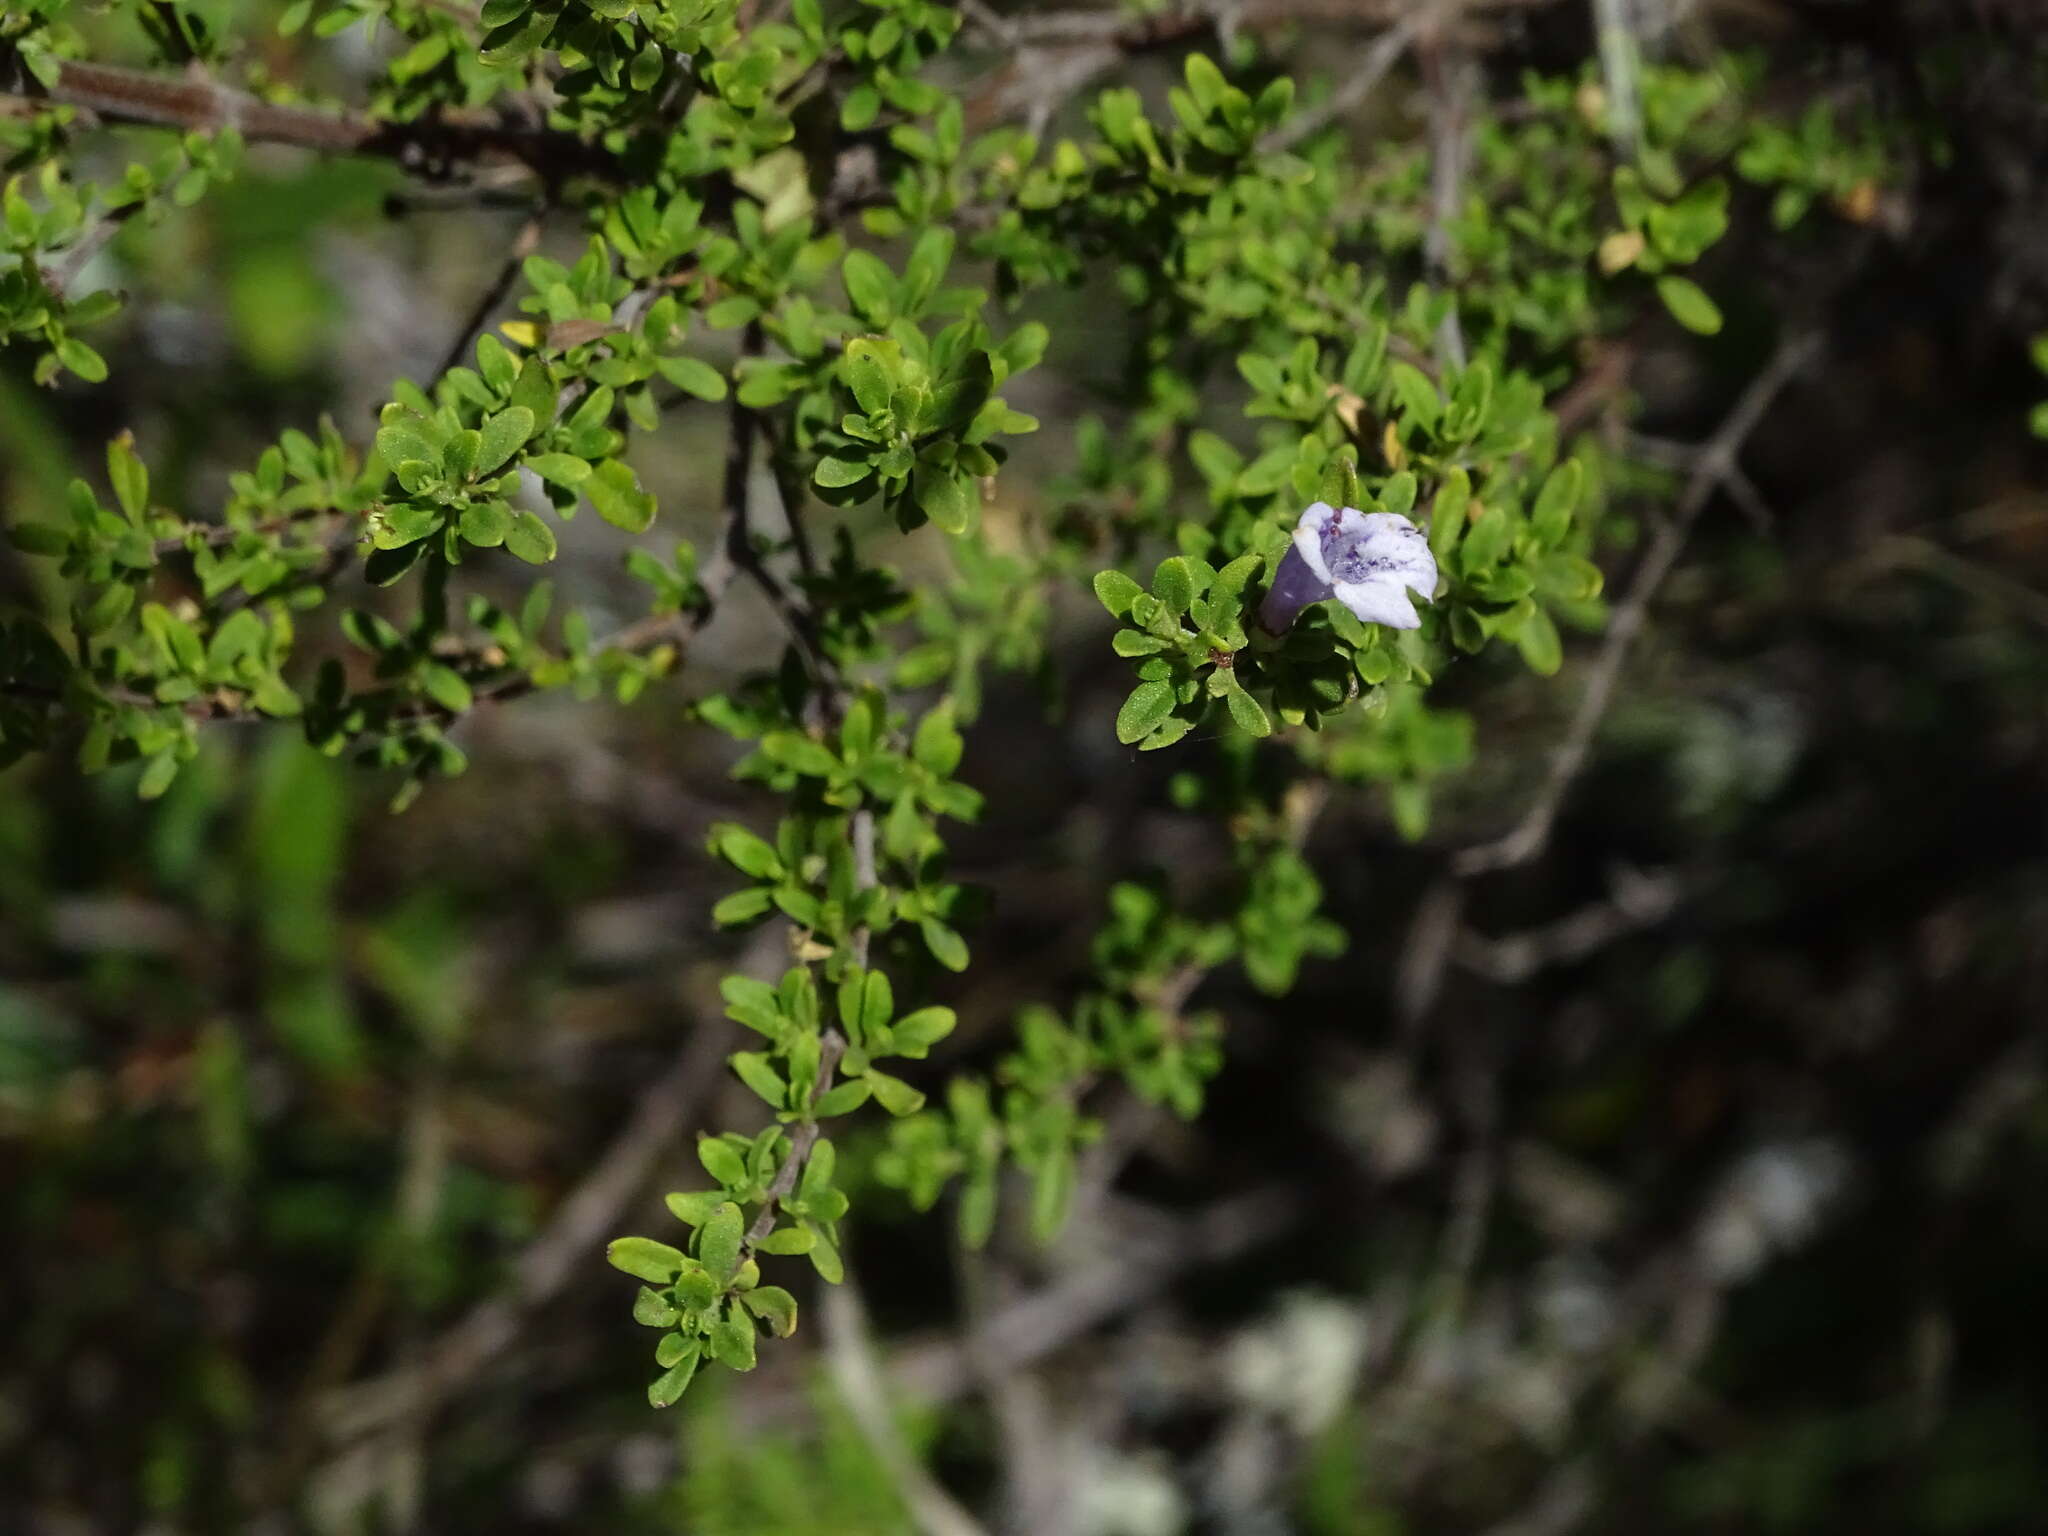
[16,58,618,182]
[312,1013,733,1447]
[430,209,546,386]
[47,201,140,296]
[1258,12,1425,153]
[1454,330,1823,877]
[822,1281,992,1536]
[1454,864,1685,984]
[885,1188,1301,1406]
[741,1027,847,1248]
[1419,18,1474,371]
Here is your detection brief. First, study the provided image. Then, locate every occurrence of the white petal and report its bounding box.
[1291,502,1338,584]
[1342,512,1438,599]
[1333,577,1424,630]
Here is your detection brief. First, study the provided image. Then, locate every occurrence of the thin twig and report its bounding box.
[718,324,832,683]
[48,202,140,295]
[881,1188,1302,1407]
[1454,330,1823,877]
[741,1029,848,1247]
[431,210,545,385]
[312,1016,732,1446]
[1419,18,1473,371]
[1455,864,1685,984]
[822,1280,992,1536]
[1258,11,1426,153]
[958,0,1020,46]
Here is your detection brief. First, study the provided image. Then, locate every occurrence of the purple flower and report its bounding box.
[1257,502,1439,635]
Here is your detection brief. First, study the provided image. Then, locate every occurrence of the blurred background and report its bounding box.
[6,1,2048,1533]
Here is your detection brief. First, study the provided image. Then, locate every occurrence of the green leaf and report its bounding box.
[633,1286,681,1327]
[607,1236,686,1283]
[698,1200,744,1278]
[913,701,963,777]
[757,1225,817,1256]
[375,419,438,473]
[446,430,481,483]
[812,1079,872,1116]
[712,888,776,925]
[504,511,557,564]
[1113,630,1169,656]
[665,1191,721,1227]
[806,1225,845,1283]
[841,250,896,322]
[656,354,727,401]
[1530,460,1584,544]
[865,1070,926,1116]
[1430,466,1470,564]
[1388,361,1441,431]
[7,522,69,556]
[475,330,518,390]
[476,406,536,475]
[647,1346,700,1407]
[699,1137,749,1189]
[138,751,179,801]
[720,976,784,1035]
[798,1138,837,1206]
[1515,606,1563,675]
[420,663,472,714]
[1460,504,1511,573]
[510,355,558,421]
[1115,681,1175,745]
[814,454,873,490]
[714,823,783,879]
[56,338,108,382]
[841,84,880,131]
[731,1051,789,1107]
[709,1306,758,1371]
[841,338,896,416]
[1224,684,1272,737]
[79,582,134,633]
[838,967,894,1044]
[1093,569,1143,618]
[458,500,511,548]
[526,453,591,487]
[914,464,974,534]
[888,1006,955,1059]
[1184,52,1228,112]
[1656,275,1723,335]
[761,731,840,777]
[920,919,969,972]
[1380,471,1417,517]
[742,1285,799,1338]
[107,436,148,522]
[585,460,656,532]
[1151,556,1200,616]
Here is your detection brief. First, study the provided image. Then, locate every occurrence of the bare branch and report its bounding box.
[430,210,546,386]
[313,1015,733,1447]
[822,1281,992,1536]
[1455,864,1686,983]
[1455,330,1823,877]
[1259,13,1425,153]
[1420,20,1475,371]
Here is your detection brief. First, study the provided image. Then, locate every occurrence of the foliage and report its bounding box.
[0,0,1912,1422]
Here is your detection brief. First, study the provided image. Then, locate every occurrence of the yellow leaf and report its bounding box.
[1598,230,1645,275]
